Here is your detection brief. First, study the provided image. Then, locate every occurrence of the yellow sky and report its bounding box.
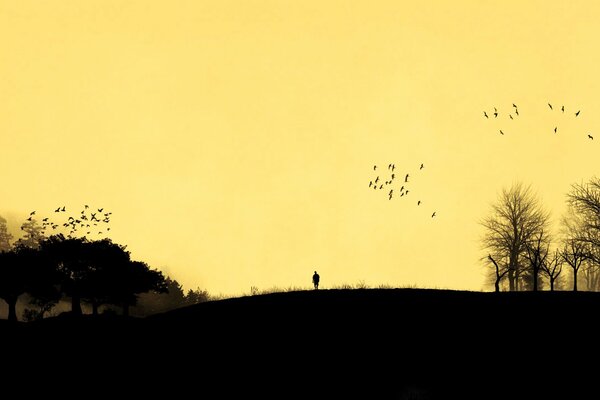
[1,0,599,296]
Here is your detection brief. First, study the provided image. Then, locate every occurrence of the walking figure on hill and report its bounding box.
[313,271,320,290]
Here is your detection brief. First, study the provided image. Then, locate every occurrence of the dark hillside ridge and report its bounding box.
[4,289,599,399]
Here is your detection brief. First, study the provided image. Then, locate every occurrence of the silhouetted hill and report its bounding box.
[3,288,599,399]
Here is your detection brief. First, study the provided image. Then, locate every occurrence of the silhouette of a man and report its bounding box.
[312,271,320,290]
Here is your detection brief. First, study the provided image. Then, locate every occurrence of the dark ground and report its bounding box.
[2,289,598,399]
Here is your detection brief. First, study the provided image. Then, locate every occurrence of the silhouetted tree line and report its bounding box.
[0,213,212,321]
[481,178,600,292]
[130,278,210,317]
[0,233,167,321]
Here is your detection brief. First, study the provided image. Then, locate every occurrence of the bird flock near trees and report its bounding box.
[21,204,113,240]
[368,162,437,219]
[483,102,593,140]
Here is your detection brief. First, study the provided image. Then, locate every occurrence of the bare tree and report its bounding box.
[487,254,510,293]
[561,239,587,292]
[580,260,600,291]
[541,248,563,291]
[480,182,551,291]
[523,230,550,292]
[561,203,592,291]
[566,177,600,247]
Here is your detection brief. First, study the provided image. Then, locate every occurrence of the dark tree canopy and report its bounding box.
[0,245,40,321]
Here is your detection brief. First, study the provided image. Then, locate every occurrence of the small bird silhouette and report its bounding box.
[61,206,65,212]
[500,130,504,135]
[588,134,594,140]
[509,115,513,120]
[30,211,35,215]
[389,190,393,200]
[515,108,519,116]
[369,181,372,187]
[431,212,436,218]
[373,165,377,171]
[405,174,409,182]
[420,163,424,170]
[554,127,557,134]
[575,110,581,117]
[548,103,553,110]
[561,105,565,113]
[55,207,60,212]
[417,200,421,206]
[375,176,379,184]
[484,111,489,118]
[512,103,517,108]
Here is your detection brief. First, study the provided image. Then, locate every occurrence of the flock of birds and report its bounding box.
[483,102,593,140]
[22,205,113,239]
[368,162,436,219]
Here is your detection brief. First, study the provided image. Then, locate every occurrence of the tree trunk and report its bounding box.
[573,269,578,292]
[508,269,515,291]
[71,292,82,315]
[533,267,538,292]
[495,278,500,293]
[7,295,18,322]
[550,278,555,291]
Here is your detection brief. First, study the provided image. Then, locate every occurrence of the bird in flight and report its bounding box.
[417,200,421,206]
[500,130,504,135]
[575,110,581,117]
[373,165,377,171]
[561,105,565,113]
[548,103,553,110]
[515,108,519,116]
[483,111,489,118]
[431,212,436,218]
[512,103,517,108]
[554,127,557,134]
[389,190,393,200]
[369,181,372,188]
[405,174,409,182]
[30,211,35,215]
[420,163,424,170]
[509,115,513,120]
[61,206,65,212]
[493,107,498,118]
[588,134,594,140]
